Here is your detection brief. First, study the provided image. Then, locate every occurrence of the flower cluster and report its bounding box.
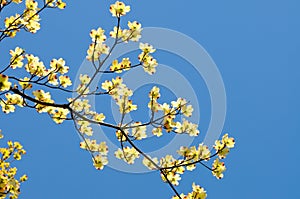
[138,43,158,74]
[130,122,147,140]
[101,77,137,114]
[175,119,199,136]
[109,1,130,17]
[9,47,24,69]
[177,144,211,171]
[0,1,237,199]
[172,183,207,199]
[211,134,235,179]
[0,131,27,199]
[77,120,93,136]
[214,134,235,159]
[7,47,72,89]
[159,155,184,186]
[80,139,108,170]
[148,86,161,113]
[48,58,70,86]
[1,47,74,124]
[115,147,139,164]
[0,74,12,92]
[3,0,66,38]
[147,87,198,136]
[110,21,142,42]
[171,98,193,117]
[31,89,69,123]
[116,124,147,141]
[115,129,128,142]
[0,93,23,114]
[86,28,109,61]
[109,58,131,73]
[211,158,226,179]
[141,135,235,188]
[24,54,47,77]
[76,74,91,96]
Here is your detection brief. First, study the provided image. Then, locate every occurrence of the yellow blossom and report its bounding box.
[110,26,123,39]
[32,90,52,102]
[93,113,105,122]
[109,1,130,17]
[115,147,139,164]
[79,74,91,85]
[161,171,181,186]
[0,100,15,114]
[19,77,32,90]
[4,14,23,38]
[20,175,28,182]
[109,60,122,73]
[121,21,142,42]
[139,43,156,54]
[86,43,109,61]
[48,73,58,86]
[0,74,11,91]
[212,158,226,179]
[131,122,147,140]
[9,47,24,69]
[76,84,90,96]
[116,97,137,114]
[25,54,47,77]
[90,28,106,43]
[51,108,69,124]
[93,155,108,170]
[222,134,235,148]
[175,119,199,136]
[59,75,72,88]
[25,0,38,11]
[50,58,69,74]
[56,0,66,9]
[149,86,160,100]
[101,80,114,92]
[79,125,93,136]
[152,127,163,137]
[5,93,23,107]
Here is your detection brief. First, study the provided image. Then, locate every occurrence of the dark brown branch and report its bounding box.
[10,87,69,109]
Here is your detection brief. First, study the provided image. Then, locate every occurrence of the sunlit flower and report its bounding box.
[90,28,106,43]
[10,47,24,69]
[59,75,72,88]
[19,77,32,90]
[56,0,66,9]
[0,74,11,91]
[212,158,226,179]
[109,1,130,17]
[50,58,69,74]
[115,147,139,164]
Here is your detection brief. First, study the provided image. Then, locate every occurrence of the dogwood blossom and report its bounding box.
[9,47,24,69]
[0,74,11,91]
[109,1,130,17]
[93,154,108,170]
[50,58,69,74]
[115,147,139,164]
[131,122,147,140]
[212,158,226,179]
[19,77,32,90]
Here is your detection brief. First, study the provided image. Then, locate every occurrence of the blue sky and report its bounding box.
[0,0,298,198]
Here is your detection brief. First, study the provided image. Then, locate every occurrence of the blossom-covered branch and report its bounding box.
[0,1,235,199]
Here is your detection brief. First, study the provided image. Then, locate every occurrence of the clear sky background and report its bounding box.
[0,0,298,199]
